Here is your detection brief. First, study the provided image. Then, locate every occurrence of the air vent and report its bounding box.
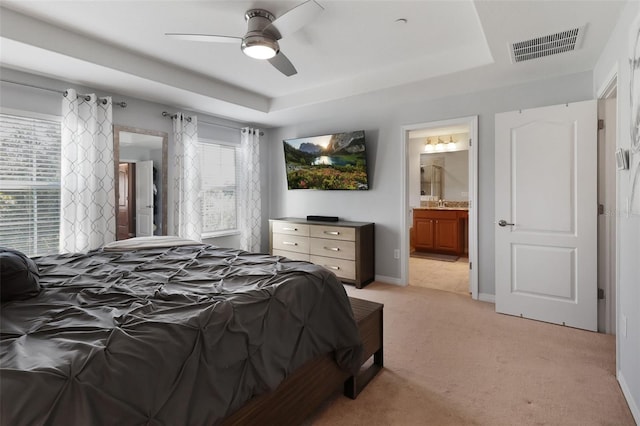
[510,26,585,63]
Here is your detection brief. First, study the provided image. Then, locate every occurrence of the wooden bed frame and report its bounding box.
[221,297,384,425]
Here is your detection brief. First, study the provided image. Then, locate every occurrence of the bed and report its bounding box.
[0,239,364,425]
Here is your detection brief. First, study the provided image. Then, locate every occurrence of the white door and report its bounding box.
[495,100,597,331]
[136,160,154,237]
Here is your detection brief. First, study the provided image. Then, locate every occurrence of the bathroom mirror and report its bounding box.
[420,158,443,199]
[420,151,469,201]
[113,125,168,240]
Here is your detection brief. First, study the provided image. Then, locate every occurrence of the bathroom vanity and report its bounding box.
[412,208,468,255]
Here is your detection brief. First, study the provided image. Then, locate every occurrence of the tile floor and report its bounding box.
[408,256,470,296]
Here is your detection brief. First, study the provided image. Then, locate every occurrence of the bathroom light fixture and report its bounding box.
[446,135,457,151]
[424,138,435,152]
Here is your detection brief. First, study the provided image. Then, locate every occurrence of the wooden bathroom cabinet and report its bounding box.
[413,209,467,255]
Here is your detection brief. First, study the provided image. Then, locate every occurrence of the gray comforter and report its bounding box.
[0,245,363,425]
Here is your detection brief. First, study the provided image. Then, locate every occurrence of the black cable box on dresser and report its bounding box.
[307,215,339,222]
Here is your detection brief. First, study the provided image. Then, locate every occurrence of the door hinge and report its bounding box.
[598,288,605,300]
[598,204,605,215]
[598,119,604,130]
[469,262,472,270]
[469,138,472,147]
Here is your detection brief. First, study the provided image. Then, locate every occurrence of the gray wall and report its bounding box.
[265,71,594,292]
[1,66,597,295]
[0,67,250,249]
[594,1,640,420]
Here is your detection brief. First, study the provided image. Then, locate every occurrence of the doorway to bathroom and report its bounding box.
[401,116,478,298]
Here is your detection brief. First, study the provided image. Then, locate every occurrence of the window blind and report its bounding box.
[199,142,237,235]
[0,113,61,256]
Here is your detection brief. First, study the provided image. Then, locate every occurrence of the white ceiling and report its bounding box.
[0,0,625,127]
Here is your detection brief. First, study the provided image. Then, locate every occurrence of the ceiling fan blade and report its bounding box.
[268,51,297,77]
[165,33,241,43]
[265,0,324,40]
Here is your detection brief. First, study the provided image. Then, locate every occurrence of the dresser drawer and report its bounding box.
[272,249,310,262]
[271,221,310,236]
[310,255,356,281]
[309,225,355,241]
[270,218,374,288]
[272,233,309,254]
[309,238,356,260]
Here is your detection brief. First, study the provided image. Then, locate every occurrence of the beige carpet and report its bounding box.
[307,282,635,426]
[410,256,470,296]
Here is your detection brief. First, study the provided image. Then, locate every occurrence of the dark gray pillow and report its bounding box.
[0,247,41,302]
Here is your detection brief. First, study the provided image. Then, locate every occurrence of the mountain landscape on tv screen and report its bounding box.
[283,130,368,190]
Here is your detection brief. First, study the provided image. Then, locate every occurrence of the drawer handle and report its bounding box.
[325,265,340,270]
[282,227,298,231]
[324,246,340,251]
[324,231,340,235]
[282,241,298,246]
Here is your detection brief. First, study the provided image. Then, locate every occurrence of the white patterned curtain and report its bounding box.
[60,89,115,253]
[172,113,202,240]
[238,127,262,252]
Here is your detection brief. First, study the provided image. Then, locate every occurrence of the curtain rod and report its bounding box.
[201,119,264,136]
[162,111,264,136]
[63,90,127,107]
[0,79,127,107]
[2,79,263,134]
[162,111,192,122]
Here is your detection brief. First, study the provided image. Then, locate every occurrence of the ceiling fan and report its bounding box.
[165,0,324,77]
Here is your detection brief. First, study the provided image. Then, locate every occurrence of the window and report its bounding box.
[199,140,238,237]
[0,112,61,256]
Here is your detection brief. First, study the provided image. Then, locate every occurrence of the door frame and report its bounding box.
[400,115,479,299]
[135,160,155,237]
[597,64,618,357]
[121,162,136,239]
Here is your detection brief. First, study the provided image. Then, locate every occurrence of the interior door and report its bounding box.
[117,163,135,240]
[495,100,597,331]
[135,160,154,237]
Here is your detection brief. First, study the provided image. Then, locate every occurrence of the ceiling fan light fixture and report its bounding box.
[242,35,279,59]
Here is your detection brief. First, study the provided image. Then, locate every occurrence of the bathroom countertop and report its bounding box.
[414,206,469,211]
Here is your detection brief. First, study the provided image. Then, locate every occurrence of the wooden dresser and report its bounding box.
[269,218,375,288]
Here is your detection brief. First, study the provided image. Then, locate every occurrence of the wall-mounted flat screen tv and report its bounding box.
[283,130,369,190]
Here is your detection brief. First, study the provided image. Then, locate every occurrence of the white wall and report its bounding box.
[593,1,640,421]
[408,138,424,208]
[265,71,594,290]
[0,67,251,249]
[443,151,469,201]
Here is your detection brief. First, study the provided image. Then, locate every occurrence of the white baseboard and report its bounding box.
[374,275,403,286]
[618,370,640,424]
[478,293,495,304]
